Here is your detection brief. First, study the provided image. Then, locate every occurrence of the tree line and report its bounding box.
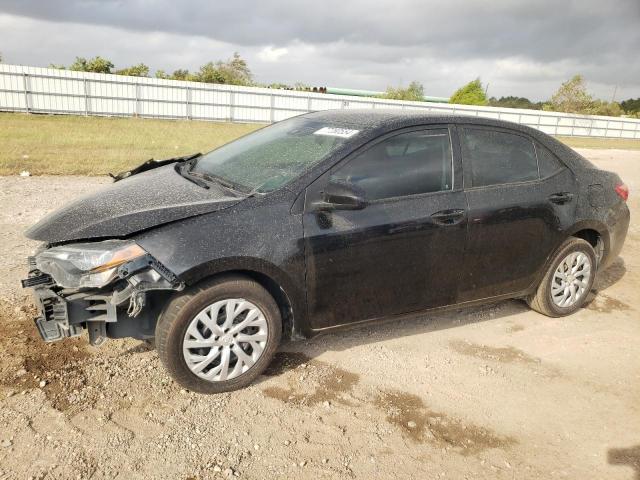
[2,52,638,117]
[48,53,254,86]
[390,76,638,118]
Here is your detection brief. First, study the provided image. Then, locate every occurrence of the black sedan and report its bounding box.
[22,110,630,393]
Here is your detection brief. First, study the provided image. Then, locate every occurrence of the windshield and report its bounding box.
[193,116,360,193]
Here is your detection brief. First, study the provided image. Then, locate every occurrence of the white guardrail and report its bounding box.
[1,64,639,138]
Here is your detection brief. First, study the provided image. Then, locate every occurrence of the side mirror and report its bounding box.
[311,180,368,211]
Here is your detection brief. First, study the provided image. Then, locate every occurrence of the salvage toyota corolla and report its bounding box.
[22,110,630,393]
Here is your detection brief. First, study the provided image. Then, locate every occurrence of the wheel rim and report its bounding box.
[551,251,592,308]
[182,298,268,382]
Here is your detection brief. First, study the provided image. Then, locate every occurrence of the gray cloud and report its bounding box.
[0,0,639,100]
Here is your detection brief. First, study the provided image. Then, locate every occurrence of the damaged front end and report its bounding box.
[21,240,183,346]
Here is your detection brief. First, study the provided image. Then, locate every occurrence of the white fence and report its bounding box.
[1,64,639,138]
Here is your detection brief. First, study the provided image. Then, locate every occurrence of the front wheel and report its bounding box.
[527,237,597,317]
[156,276,282,394]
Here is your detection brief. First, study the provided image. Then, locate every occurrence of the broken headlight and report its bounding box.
[35,240,146,289]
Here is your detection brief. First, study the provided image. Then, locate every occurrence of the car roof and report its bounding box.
[302,108,452,127]
[301,108,513,130]
[301,108,565,141]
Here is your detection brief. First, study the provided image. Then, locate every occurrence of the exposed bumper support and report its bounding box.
[22,254,183,346]
[32,286,83,342]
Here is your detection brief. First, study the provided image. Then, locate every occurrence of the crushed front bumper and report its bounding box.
[22,254,183,345]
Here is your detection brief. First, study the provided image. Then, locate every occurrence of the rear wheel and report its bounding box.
[528,238,596,317]
[156,276,281,393]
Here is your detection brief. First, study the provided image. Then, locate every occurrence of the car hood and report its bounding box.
[26,164,243,244]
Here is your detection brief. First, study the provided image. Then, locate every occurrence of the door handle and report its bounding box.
[548,192,574,204]
[430,209,466,225]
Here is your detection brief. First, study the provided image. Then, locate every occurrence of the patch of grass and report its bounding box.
[1,112,639,176]
[556,136,640,150]
[0,113,261,175]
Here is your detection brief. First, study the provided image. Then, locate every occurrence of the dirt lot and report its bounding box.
[0,149,639,480]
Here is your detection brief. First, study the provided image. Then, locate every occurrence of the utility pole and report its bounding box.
[611,85,618,103]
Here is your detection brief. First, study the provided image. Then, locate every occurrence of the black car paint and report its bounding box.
[26,163,242,243]
[26,110,630,340]
[301,125,467,329]
[459,168,578,301]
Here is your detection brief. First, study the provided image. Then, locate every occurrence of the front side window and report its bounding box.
[193,117,358,192]
[462,128,538,187]
[330,128,452,201]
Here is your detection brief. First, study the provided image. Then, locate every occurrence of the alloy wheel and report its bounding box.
[182,298,268,382]
[551,252,592,308]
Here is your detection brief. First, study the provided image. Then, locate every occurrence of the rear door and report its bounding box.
[457,126,578,302]
[302,126,468,329]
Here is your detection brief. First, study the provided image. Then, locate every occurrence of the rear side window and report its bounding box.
[331,128,452,201]
[536,143,564,178]
[462,128,538,187]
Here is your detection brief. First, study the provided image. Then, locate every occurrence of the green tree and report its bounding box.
[449,78,487,105]
[170,69,196,81]
[216,52,252,85]
[266,82,293,89]
[379,81,425,101]
[195,62,224,83]
[620,98,640,115]
[543,75,593,114]
[67,56,114,73]
[195,52,253,85]
[589,100,623,117]
[115,63,149,77]
[543,75,622,116]
[489,96,543,110]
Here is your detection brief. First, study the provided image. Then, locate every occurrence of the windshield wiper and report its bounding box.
[200,172,251,196]
[183,159,251,195]
[178,164,210,189]
[200,172,236,190]
[179,162,251,196]
[178,160,211,189]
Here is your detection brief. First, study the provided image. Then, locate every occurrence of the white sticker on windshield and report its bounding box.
[313,127,360,138]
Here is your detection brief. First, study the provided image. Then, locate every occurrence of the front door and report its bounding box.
[302,126,468,330]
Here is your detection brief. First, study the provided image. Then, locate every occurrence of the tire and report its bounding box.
[527,237,597,317]
[156,275,282,394]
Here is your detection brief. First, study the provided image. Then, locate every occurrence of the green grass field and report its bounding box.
[555,136,640,150]
[0,113,260,175]
[0,113,638,176]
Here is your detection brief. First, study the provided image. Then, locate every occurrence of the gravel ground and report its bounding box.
[0,149,639,480]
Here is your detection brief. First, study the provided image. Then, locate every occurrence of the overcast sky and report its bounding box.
[1,0,639,101]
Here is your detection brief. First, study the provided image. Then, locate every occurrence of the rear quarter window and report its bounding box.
[541,135,597,170]
[536,143,565,178]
